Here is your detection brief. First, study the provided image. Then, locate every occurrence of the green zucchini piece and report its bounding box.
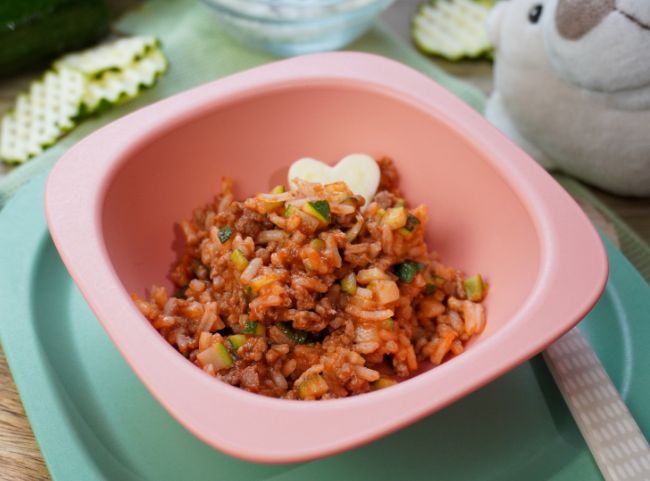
[54,35,159,77]
[0,68,86,163]
[0,0,109,78]
[297,374,328,399]
[393,261,426,283]
[81,47,168,113]
[243,321,266,336]
[463,274,486,301]
[302,200,330,224]
[230,249,249,272]
[228,334,248,350]
[412,0,495,61]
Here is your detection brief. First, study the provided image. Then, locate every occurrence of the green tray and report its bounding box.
[1,174,649,481]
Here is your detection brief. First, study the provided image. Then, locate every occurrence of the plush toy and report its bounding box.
[485,0,650,197]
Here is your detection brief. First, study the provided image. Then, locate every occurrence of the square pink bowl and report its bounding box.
[45,52,607,464]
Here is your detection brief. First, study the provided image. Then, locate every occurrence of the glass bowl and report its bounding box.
[200,0,395,56]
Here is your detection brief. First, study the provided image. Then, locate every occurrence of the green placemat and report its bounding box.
[0,0,484,208]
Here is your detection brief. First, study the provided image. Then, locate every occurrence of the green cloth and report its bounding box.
[0,0,484,208]
[0,0,647,280]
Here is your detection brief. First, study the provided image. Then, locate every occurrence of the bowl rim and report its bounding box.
[45,52,608,463]
[200,0,393,24]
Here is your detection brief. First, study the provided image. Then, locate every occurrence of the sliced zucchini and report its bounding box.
[81,47,168,113]
[412,0,495,61]
[53,36,159,77]
[0,68,86,163]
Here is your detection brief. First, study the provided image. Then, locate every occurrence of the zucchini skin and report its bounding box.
[0,0,110,78]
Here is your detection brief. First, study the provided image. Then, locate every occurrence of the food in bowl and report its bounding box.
[133,157,487,399]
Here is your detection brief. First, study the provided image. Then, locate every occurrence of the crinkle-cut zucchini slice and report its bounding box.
[0,68,86,163]
[53,35,159,77]
[412,0,494,61]
[82,47,168,112]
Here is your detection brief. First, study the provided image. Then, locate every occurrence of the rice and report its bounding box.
[133,157,488,399]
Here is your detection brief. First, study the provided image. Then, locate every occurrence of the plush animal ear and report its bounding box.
[486,1,510,47]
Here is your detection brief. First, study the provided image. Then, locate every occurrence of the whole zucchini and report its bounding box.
[0,0,109,78]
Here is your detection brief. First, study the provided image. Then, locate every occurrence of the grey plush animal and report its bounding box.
[485,0,650,197]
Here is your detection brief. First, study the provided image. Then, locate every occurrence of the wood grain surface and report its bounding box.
[0,2,648,480]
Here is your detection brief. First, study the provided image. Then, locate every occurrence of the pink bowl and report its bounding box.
[45,52,607,463]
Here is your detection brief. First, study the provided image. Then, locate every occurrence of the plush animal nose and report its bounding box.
[556,0,616,39]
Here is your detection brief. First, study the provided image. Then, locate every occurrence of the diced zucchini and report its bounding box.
[309,238,326,251]
[371,377,397,390]
[270,185,285,194]
[382,206,407,230]
[218,226,232,244]
[1,67,86,163]
[197,342,234,370]
[464,274,486,301]
[228,334,247,350]
[302,200,330,224]
[399,214,421,237]
[340,272,357,295]
[297,374,329,400]
[393,261,426,283]
[277,322,308,344]
[243,320,266,336]
[284,204,298,218]
[412,0,495,61]
[230,249,249,271]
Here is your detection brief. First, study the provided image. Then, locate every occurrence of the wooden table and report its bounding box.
[1,2,649,480]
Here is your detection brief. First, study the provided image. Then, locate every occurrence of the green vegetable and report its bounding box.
[54,35,159,77]
[218,226,232,244]
[464,274,486,301]
[228,334,247,351]
[270,185,285,194]
[383,318,395,331]
[297,374,329,399]
[371,377,397,390]
[0,0,110,78]
[399,214,421,237]
[412,0,495,61]
[0,68,86,163]
[284,205,297,218]
[302,200,330,224]
[424,283,437,295]
[277,322,308,344]
[393,261,426,283]
[79,46,167,113]
[243,321,266,336]
[213,343,234,369]
[309,238,326,251]
[340,272,357,295]
[230,249,249,272]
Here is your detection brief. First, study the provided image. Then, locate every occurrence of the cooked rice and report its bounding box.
[133,158,487,400]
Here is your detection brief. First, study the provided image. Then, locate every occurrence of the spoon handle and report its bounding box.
[543,328,650,481]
